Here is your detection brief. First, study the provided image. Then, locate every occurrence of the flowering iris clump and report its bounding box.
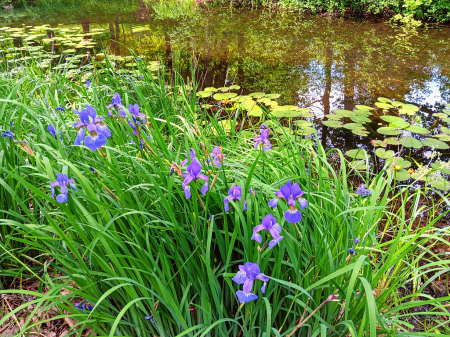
[224,185,247,212]
[49,173,77,203]
[268,180,307,223]
[209,146,225,168]
[73,105,111,151]
[254,124,271,151]
[355,184,371,197]
[106,93,125,117]
[129,103,145,121]
[182,149,208,199]
[251,214,284,249]
[1,131,14,139]
[232,262,269,303]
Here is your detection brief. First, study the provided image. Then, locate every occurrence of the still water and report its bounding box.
[3,6,450,155]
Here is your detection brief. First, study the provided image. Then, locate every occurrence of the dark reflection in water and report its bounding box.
[11,8,450,154]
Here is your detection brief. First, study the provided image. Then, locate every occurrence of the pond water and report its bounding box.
[3,6,450,175]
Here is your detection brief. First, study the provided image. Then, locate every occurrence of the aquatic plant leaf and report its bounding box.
[399,137,422,149]
[249,92,266,98]
[349,161,367,170]
[294,120,313,127]
[432,134,450,141]
[257,98,272,105]
[352,110,372,116]
[247,105,263,117]
[322,121,343,128]
[375,102,393,109]
[407,125,430,134]
[325,114,342,120]
[378,97,392,103]
[442,118,450,123]
[380,116,404,123]
[213,93,237,100]
[375,148,395,159]
[442,127,450,134]
[394,169,411,181]
[421,138,450,149]
[229,85,240,90]
[433,113,447,118]
[297,127,316,136]
[271,110,302,118]
[204,87,217,92]
[398,108,415,115]
[431,161,450,174]
[334,109,354,117]
[355,105,373,111]
[377,127,401,135]
[402,104,419,112]
[352,130,369,137]
[216,87,229,92]
[350,116,371,123]
[429,179,450,191]
[389,121,409,129]
[343,123,364,130]
[196,91,211,98]
[386,157,411,169]
[300,113,314,117]
[371,140,387,147]
[265,94,280,99]
[297,108,311,115]
[444,109,450,115]
[345,149,367,159]
[390,101,403,107]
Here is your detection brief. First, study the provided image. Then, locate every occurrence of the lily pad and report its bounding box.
[349,161,367,170]
[377,127,401,135]
[442,118,450,124]
[322,121,344,128]
[391,101,403,107]
[213,93,237,100]
[229,85,241,90]
[204,87,217,92]
[375,148,395,159]
[443,109,450,115]
[433,134,450,141]
[371,140,387,147]
[431,161,450,174]
[441,127,450,134]
[378,97,392,103]
[433,113,448,118]
[345,149,367,159]
[294,120,313,127]
[394,169,411,181]
[375,102,393,109]
[422,138,450,149]
[265,94,280,99]
[380,116,404,123]
[247,105,263,117]
[343,123,364,130]
[350,116,371,123]
[249,92,266,98]
[429,179,450,191]
[325,114,342,120]
[386,157,411,169]
[399,137,422,148]
[352,130,369,137]
[297,127,316,136]
[389,120,410,129]
[334,109,355,117]
[196,91,212,98]
[402,104,419,112]
[407,125,430,134]
[355,105,373,111]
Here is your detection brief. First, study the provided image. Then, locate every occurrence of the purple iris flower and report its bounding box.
[144,315,157,325]
[139,75,144,79]
[90,167,95,173]
[232,262,269,303]
[10,121,13,126]
[129,103,145,121]
[75,302,93,311]
[268,180,307,223]
[136,57,142,61]
[73,105,111,151]
[106,93,125,116]
[47,124,56,137]
[49,173,77,203]
[1,131,14,139]
[251,214,284,249]
[254,125,271,151]
[347,246,357,255]
[182,149,208,199]
[355,238,360,244]
[224,185,247,212]
[55,106,66,112]
[209,146,226,168]
[85,80,91,88]
[355,184,371,197]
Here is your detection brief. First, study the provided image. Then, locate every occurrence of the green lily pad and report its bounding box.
[229,85,241,90]
[349,161,367,170]
[355,105,373,111]
[350,116,371,123]
[407,125,430,134]
[375,148,395,159]
[294,120,313,127]
[442,118,450,124]
[433,134,450,141]
[422,138,450,149]
[433,113,448,118]
[216,87,229,92]
[380,116,404,123]
[249,92,266,98]
[322,121,344,128]
[352,130,369,137]
[265,94,280,99]
[325,114,342,120]
[334,109,355,117]
[371,140,387,147]
[402,104,419,112]
[297,127,316,136]
[431,161,450,174]
[247,105,263,117]
[257,98,272,105]
[443,109,450,115]
[394,169,411,181]
[386,157,411,169]
[391,101,403,107]
[196,91,212,98]
[352,109,372,116]
[389,121,410,129]
[375,102,393,109]
[345,149,367,159]
[399,137,422,148]
[343,123,364,130]
[378,97,392,103]
[204,87,217,92]
[429,179,450,191]
[213,93,237,100]
[441,127,450,134]
[377,127,401,135]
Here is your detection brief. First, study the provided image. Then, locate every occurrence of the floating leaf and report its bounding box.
[391,101,403,107]
[216,87,229,92]
[352,130,369,137]
[371,140,387,147]
[213,93,237,100]
[204,87,217,92]
[407,125,430,134]
[431,161,450,174]
[433,113,448,118]
[294,120,313,127]
[380,116,404,123]
[271,110,302,118]
[349,161,367,170]
[429,179,450,191]
[442,118,450,123]
[377,127,401,135]
[375,102,393,109]
[378,97,392,103]
[297,127,316,136]
[433,134,450,141]
[386,157,411,169]
[265,94,280,99]
[402,104,419,112]
[249,92,266,98]
[196,91,211,98]
[257,98,272,105]
[394,169,411,181]
[247,105,263,117]
[229,85,240,90]
[389,121,409,129]
[350,116,371,123]
[322,121,344,128]
[352,109,372,116]
[442,127,450,134]
[343,123,364,130]
[375,148,395,159]
[443,109,450,115]
[325,114,342,120]
[345,149,367,159]
[355,105,373,111]
[399,137,422,149]
[334,109,355,117]
[422,138,450,149]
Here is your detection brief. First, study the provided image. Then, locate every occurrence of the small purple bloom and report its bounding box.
[254,127,271,151]
[47,124,56,137]
[10,121,13,126]
[129,103,145,120]
[182,149,209,199]
[144,315,157,325]
[49,173,77,203]
[90,167,95,173]
[355,184,371,197]
[73,105,111,151]
[85,80,91,88]
[55,106,66,112]
[224,185,247,212]
[251,214,284,249]
[136,57,142,61]
[1,131,14,139]
[269,180,307,223]
[75,302,93,311]
[209,146,226,168]
[106,93,125,116]
[232,262,269,303]
[355,238,360,244]
[139,75,144,79]
[347,246,357,255]
[260,123,267,129]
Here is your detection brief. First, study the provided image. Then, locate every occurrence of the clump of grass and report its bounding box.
[0,55,449,336]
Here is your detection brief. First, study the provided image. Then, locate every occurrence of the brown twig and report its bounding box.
[4,298,25,337]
